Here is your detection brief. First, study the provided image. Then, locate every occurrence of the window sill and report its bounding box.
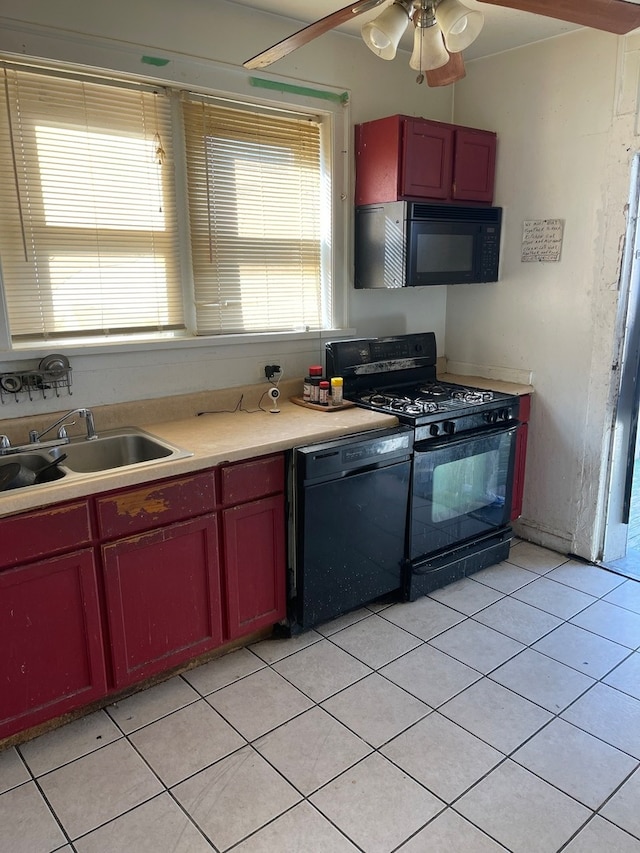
[2,328,355,362]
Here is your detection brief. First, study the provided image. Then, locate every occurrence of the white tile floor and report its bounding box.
[2,540,640,852]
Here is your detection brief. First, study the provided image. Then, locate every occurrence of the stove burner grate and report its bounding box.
[451,389,494,404]
[412,399,442,414]
[417,383,449,398]
[356,382,502,420]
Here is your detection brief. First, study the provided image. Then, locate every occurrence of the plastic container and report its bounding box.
[330,376,344,406]
[303,377,312,402]
[306,365,324,403]
[310,376,321,403]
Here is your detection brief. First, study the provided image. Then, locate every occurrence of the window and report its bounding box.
[0,63,334,346]
[0,66,184,342]
[183,98,327,335]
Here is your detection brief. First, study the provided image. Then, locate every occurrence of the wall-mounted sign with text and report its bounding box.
[521,219,564,262]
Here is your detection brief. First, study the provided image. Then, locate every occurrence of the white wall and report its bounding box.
[0,0,453,415]
[447,29,638,560]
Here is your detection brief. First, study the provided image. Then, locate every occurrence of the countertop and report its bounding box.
[0,399,397,519]
[0,373,533,520]
[439,373,534,397]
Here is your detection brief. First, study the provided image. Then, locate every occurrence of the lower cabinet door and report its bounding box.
[102,514,222,689]
[0,549,107,740]
[223,494,286,640]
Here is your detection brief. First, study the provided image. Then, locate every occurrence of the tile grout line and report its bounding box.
[4,550,640,852]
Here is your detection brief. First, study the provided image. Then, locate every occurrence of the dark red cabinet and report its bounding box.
[0,549,107,740]
[102,515,223,688]
[452,128,497,202]
[511,394,531,520]
[221,455,286,641]
[355,114,496,206]
[402,118,454,200]
[95,470,217,540]
[1,452,287,740]
[0,500,92,569]
[224,495,286,640]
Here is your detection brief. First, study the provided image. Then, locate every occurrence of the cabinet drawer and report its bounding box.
[221,454,284,506]
[96,470,218,539]
[0,501,92,569]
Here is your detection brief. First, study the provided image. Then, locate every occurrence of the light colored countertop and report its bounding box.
[0,397,397,519]
[439,373,534,397]
[0,372,533,520]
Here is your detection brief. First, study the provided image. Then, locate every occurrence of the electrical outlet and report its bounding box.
[263,364,281,381]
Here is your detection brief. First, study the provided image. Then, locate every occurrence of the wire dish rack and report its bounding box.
[0,354,72,404]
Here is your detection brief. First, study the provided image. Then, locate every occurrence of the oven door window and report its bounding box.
[410,426,517,559]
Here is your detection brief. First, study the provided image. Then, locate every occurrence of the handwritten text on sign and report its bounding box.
[521,219,564,262]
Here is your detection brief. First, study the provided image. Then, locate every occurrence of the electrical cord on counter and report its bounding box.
[197,367,284,416]
[197,392,271,417]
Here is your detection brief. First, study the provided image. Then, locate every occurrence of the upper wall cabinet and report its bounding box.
[355,114,497,206]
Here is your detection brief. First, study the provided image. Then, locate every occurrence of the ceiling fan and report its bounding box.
[243,0,640,87]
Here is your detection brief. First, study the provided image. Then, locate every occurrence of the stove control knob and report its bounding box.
[484,411,498,424]
[429,424,440,436]
[443,421,455,435]
[499,408,510,421]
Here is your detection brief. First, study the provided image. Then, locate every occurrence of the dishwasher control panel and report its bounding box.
[296,425,413,481]
[343,433,411,464]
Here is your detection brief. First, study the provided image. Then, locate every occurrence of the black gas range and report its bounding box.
[326,333,520,599]
[326,332,520,435]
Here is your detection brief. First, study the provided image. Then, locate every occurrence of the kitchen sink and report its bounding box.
[0,451,67,485]
[47,428,193,474]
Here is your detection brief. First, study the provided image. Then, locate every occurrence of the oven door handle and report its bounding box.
[414,420,519,453]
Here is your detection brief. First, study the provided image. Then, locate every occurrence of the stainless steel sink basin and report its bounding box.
[0,452,67,484]
[48,428,192,474]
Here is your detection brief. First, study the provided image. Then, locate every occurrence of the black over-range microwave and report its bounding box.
[354,200,502,288]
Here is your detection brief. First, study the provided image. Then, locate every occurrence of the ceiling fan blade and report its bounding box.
[426,52,466,86]
[244,0,388,70]
[476,0,640,36]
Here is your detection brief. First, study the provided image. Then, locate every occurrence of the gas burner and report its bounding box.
[368,393,389,406]
[389,398,413,411]
[451,389,494,404]
[413,398,442,414]
[417,383,449,398]
[362,392,411,410]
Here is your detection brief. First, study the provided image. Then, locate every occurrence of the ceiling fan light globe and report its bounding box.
[435,0,483,52]
[369,28,393,50]
[449,18,468,36]
[409,23,449,71]
[361,2,411,60]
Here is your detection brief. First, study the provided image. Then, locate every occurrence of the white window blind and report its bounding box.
[0,66,184,342]
[183,97,325,335]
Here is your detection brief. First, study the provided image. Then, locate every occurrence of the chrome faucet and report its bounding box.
[29,408,98,444]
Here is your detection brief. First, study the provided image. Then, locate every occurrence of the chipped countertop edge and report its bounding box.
[0,391,397,519]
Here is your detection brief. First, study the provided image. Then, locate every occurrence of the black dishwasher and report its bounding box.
[291,426,413,631]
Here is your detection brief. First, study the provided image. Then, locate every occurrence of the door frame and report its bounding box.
[602,152,640,561]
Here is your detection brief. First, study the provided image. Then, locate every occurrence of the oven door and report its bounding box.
[409,422,518,561]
